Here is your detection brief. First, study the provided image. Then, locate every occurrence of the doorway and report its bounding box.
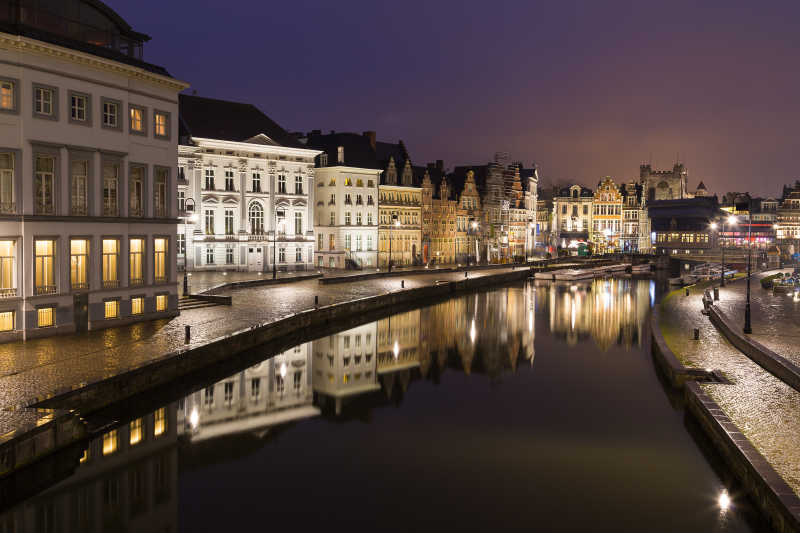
[247,247,263,271]
[73,293,88,332]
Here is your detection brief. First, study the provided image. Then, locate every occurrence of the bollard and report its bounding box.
[185,325,191,344]
[685,287,690,296]
[401,280,405,288]
[693,328,699,340]
[465,271,468,278]
[314,295,319,308]
[713,287,719,301]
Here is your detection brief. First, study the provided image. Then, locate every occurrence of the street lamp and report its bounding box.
[182,205,197,296]
[389,214,399,272]
[471,220,479,265]
[273,211,285,280]
[744,210,753,334]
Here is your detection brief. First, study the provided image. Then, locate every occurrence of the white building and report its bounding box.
[178,96,321,273]
[303,131,381,269]
[0,0,188,340]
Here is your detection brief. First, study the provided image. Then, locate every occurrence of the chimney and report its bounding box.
[363,131,376,150]
[436,159,444,172]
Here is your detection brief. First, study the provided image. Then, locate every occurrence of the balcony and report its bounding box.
[130,278,144,286]
[102,280,119,289]
[70,204,87,216]
[35,285,56,295]
[0,288,17,298]
[103,206,118,217]
[0,202,16,214]
[155,275,167,284]
[35,202,54,215]
[70,282,88,291]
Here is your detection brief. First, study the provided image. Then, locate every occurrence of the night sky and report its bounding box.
[109,0,800,196]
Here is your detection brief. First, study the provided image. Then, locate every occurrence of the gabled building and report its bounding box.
[591,178,623,253]
[178,96,320,273]
[376,139,421,268]
[552,185,593,248]
[648,197,723,255]
[0,0,189,340]
[777,181,800,251]
[621,181,649,252]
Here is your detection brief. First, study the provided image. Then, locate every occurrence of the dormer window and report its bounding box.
[319,153,328,166]
[337,146,344,164]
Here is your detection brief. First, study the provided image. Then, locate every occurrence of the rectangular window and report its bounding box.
[178,190,185,212]
[70,239,89,290]
[318,233,323,250]
[131,297,143,315]
[295,212,302,234]
[252,172,261,192]
[37,306,54,327]
[295,247,302,262]
[102,99,119,128]
[104,300,118,318]
[367,235,373,250]
[129,105,145,133]
[102,430,117,455]
[251,378,261,401]
[129,418,143,445]
[34,240,55,295]
[0,79,15,111]
[204,168,214,190]
[177,233,185,255]
[224,381,234,404]
[279,247,286,263]
[225,170,234,191]
[225,209,234,235]
[129,165,144,216]
[206,246,214,264]
[295,176,303,194]
[345,234,351,250]
[345,212,351,225]
[154,167,167,217]
[129,238,144,285]
[102,162,118,216]
[70,92,88,122]
[0,311,13,331]
[154,238,167,283]
[226,246,234,264]
[0,152,13,214]
[35,155,55,214]
[154,407,166,436]
[70,160,88,215]
[204,386,214,406]
[155,294,167,311]
[34,86,54,116]
[102,239,119,288]
[154,110,169,138]
[329,234,336,251]
[278,175,286,193]
[205,210,215,235]
[330,212,335,226]
[357,212,362,225]
[0,240,14,297]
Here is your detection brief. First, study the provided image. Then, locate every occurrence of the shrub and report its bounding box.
[761,273,781,289]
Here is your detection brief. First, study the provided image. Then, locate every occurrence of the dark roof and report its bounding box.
[556,185,593,197]
[696,181,707,190]
[375,141,409,169]
[179,95,305,148]
[648,197,725,231]
[0,0,172,77]
[305,132,380,169]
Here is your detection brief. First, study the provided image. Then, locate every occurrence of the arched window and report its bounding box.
[249,203,264,234]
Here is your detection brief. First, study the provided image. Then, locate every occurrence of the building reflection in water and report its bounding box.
[0,405,179,532]
[538,278,653,350]
[0,279,655,530]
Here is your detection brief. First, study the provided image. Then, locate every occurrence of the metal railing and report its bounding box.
[102,280,119,289]
[0,287,16,298]
[0,202,15,214]
[34,285,56,295]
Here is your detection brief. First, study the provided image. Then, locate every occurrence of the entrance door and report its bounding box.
[73,293,88,332]
[247,247,264,271]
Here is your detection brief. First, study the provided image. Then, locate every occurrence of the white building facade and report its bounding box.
[0,0,187,341]
[177,96,321,273]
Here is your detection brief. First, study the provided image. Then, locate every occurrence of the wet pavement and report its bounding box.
[659,280,800,496]
[0,267,517,411]
[183,270,318,294]
[714,270,800,367]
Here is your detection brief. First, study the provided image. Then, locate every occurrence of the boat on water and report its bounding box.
[631,264,651,273]
[553,268,596,281]
[534,271,556,281]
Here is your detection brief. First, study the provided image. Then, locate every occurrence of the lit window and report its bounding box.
[104,300,119,319]
[0,80,14,110]
[129,238,144,285]
[102,429,118,455]
[37,307,54,328]
[154,111,168,138]
[0,311,13,331]
[102,239,119,288]
[70,239,89,290]
[154,407,166,436]
[129,418,143,445]
[131,297,143,315]
[155,294,167,312]
[79,448,88,463]
[154,238,167,282]
[130,106,144,133]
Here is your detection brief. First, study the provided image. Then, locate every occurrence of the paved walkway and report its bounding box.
[659,280,800,495]
[0,267,517,411]
[183,270,317,294]
[714,269,800,367]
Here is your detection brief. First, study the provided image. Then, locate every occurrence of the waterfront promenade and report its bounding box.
[658,277,800,496]
[0,267,517,411]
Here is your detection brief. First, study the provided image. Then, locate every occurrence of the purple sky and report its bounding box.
[109,0,800,196]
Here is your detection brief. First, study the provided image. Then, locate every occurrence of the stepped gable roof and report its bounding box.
[450,165,490,198]
[179,95,304,148]
[305,132,380,169]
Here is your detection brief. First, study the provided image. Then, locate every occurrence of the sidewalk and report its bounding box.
[183,270,318,295]
[713,269,800,367]
[658,281,800,496]
[0,267,517,411]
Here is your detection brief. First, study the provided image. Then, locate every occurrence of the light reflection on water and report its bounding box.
[0,278,770,532]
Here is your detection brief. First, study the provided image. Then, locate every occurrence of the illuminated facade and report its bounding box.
[621,181,650,252]
[640,162,688,202]
[591,178,623,252]
[379,157,422,267]
[178,96,320,273]
[0,0,188,340]
[777,182,800,252]
[552,185,593,249]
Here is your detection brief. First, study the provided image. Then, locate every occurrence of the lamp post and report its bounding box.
[471,220,479,265]
[773,223,781,268]
[182,204,197,296]
[744,210,752,334]
[389,214,399,272]
[272,210,284,280]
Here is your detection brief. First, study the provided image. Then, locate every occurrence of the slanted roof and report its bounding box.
[305,132,381,169]
[179,95,304,148]
[647,197,725,231]
[696,181,707,190]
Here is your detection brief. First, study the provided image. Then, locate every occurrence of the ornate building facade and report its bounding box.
[178,96,319,273]
[640,162,688,202]
[0,0,188,340]
[552,185,593,249]
[379,156,422,267]
[591,178,623,253]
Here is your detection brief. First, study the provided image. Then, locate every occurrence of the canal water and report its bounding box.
[0,278,773,531]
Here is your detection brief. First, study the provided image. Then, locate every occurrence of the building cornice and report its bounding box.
[0,32,189,92]
[315,166,383,174]
[189,138,322,159]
